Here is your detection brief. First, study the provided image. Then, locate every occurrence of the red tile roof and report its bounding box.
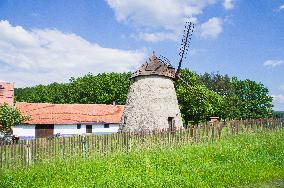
[16,102,124,125]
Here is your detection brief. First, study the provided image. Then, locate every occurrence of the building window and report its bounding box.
[86,125,92,133]
[77,124,81,129]
[104,124,110,128]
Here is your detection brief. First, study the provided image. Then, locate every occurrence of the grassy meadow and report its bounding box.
[1,129,284,187]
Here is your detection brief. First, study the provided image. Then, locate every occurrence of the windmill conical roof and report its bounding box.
[131,53,176,79]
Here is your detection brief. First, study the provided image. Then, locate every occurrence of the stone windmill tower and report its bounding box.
[120,22,194,132]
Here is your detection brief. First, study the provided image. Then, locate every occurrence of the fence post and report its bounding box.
[0,143,2,168]
[217,122,222,139]
[82,135,86,159]
[211,124,215,141]
[180,128,183,143]
[197,125,201,142]
[192,125,195,142]
[25,140,32,166]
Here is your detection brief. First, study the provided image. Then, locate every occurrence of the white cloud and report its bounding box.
[136,17,198,42]
[263,59,284,68]
[106,0,213,29]
[274,4,284,12]
[279,84,284,90]
[223,0,234,10]
[200,17,223,39]
[106,0,217,42]
[137,31,178,42]
[272,94,284,110]
[0,20,145,87]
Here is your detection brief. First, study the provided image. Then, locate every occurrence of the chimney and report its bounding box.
[0,82,14,106]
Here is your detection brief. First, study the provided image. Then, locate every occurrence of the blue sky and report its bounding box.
[0,0,284,110]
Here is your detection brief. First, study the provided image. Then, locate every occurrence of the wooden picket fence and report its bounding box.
[0,119,283,169]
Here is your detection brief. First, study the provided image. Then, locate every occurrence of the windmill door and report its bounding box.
[35,124,54,138]
[168,117,175,132]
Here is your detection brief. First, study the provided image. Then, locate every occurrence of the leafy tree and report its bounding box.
[0,103,29,135]
[176,69,224,124]
[273,111,284,118]
[232,78,273,119]
[198,72,273,120]
[198,72,232,97]
[198,72,239,120]
[67,72,131,104]
[222,94,242,120]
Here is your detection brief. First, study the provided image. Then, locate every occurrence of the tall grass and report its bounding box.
[1,130,284,187]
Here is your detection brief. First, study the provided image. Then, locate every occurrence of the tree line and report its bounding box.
[14,69,273,124]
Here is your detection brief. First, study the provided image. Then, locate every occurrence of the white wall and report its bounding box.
[54,124,85,135]
[54,124,119,135]
[92,124,119,134]
[12,124,119,139]
[12,125,35,137]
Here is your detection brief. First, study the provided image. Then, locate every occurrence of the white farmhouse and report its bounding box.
[1,81,124,139]
[13,102,124,139]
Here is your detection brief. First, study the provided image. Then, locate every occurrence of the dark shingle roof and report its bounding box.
[131,53,176,79]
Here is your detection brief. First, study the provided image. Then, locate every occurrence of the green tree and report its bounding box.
[198,72,232,97]
[198,72,238,120]
[176,69,224,124]
[273,111,284,118]
[232,78,273,119]
[198,72,273,120]
[67,72,131,104]
[0,103,29,135]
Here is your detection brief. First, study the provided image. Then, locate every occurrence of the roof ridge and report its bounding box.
[131,53,176,79]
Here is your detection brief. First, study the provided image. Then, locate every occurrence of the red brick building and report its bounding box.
[0,82,14,106]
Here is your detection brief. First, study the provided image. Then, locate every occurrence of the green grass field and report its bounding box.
[1,129,284,187]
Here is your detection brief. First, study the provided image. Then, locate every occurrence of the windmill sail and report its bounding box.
[176,22,195,76]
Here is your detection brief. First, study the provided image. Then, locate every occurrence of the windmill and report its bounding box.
[119,22,195,132]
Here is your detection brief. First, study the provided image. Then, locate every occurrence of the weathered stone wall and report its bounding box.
[120,75,183,132]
